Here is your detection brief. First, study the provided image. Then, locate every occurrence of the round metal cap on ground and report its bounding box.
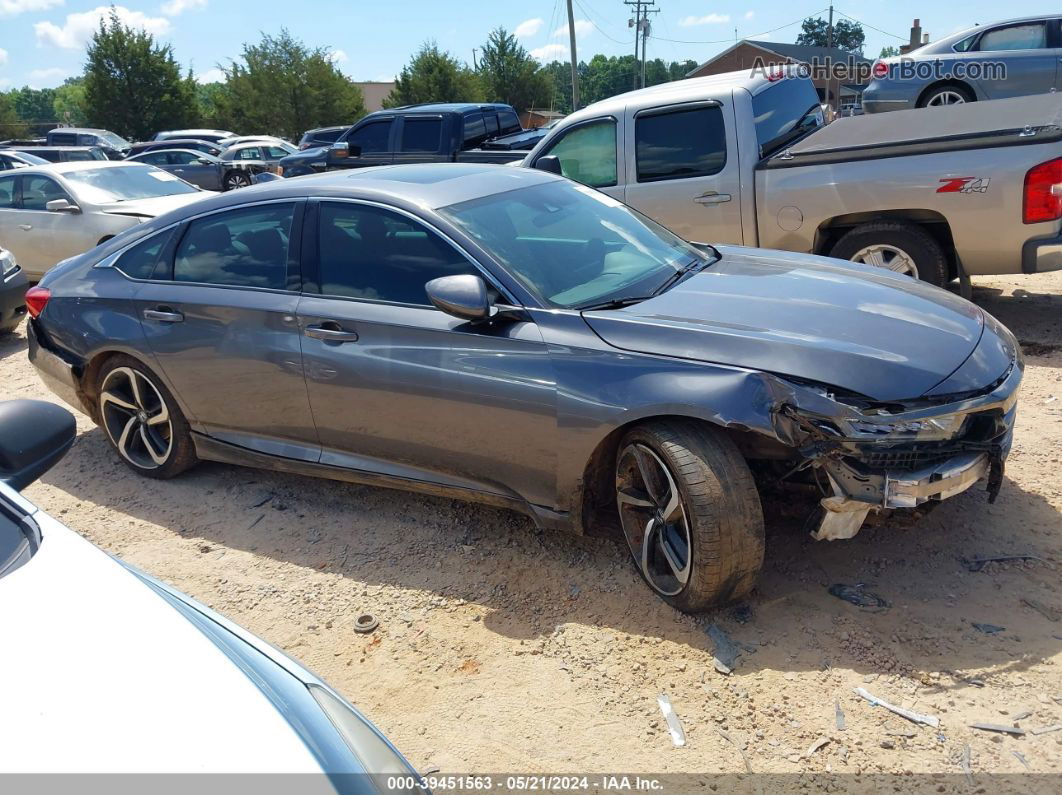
[354,613,379,634]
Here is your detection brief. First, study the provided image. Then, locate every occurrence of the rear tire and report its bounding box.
[95,355,197,479]
[614,420,764,613]
[830,221,949,287]
[917,83,974,108]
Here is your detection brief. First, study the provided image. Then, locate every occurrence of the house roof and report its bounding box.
[687,38,871,77]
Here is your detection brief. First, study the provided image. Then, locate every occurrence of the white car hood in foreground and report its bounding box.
[100,191,209,219]
[0,508,323,774]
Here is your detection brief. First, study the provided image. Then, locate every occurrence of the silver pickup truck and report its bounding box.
[521,70,1062,287]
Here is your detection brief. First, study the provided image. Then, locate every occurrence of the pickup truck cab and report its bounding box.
[279,103,546,177]
[523,70,1062,286]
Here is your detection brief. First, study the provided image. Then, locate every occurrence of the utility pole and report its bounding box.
[566,0,580,110]
[625,0,657,89]
[827,4,834,49]
[471,48,478,70]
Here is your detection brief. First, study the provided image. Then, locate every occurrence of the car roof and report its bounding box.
[131,148,217,159]
[383,103,515,115]
[9,160,149,177]
[11,146,102,152]
[47,127,111,135]
[305,125,348,134]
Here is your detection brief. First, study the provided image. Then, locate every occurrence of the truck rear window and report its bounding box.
[401,118,443,153]
[751,81,823,156]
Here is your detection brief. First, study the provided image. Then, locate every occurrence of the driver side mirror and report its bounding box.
[46,198,80,214]
[425,274,492,323]
[533,155,563,176]
[330,141,361,158]
[0,400,76,491]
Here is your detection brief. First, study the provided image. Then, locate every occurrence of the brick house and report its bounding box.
[686,40,873,112]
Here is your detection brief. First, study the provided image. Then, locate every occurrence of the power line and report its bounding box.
[649,8,830,45]
[572,0,630,45]
[835,10,908,41]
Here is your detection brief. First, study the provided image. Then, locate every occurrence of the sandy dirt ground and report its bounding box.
[1,272,1060,785]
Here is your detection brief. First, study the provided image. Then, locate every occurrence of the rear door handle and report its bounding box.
[305,323,359,342]
[143,308,184,323]
[18,224,32,231]
[694,192,732,205]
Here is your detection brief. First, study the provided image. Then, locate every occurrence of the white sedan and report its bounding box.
[0,161,210,279]
[0,399,420,785]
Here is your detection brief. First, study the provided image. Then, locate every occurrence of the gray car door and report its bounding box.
[296,199,558,507]
[970,19,1057,99]
[166,151,221,190]
[132,200,321,461]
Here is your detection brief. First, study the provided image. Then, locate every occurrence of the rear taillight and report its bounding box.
[1023,157,1062,224]
[25,286,50,318]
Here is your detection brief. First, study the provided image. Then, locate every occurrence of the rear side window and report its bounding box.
[348,120,392,154]
[540,119,617,188]
[636,106,726,182]
[235,147,261,160]
[174,203,295,289]
[0,176,16,208]
[483,113,499,137]
[463,113,486,144]
[76,135,98,147]
[115,230,173,280]
[316,201,476,305]
[266,146,290,159]
[977,23,1048,51]
[498,110,521,135]
[752,81,823,155]
[401,118,442,152]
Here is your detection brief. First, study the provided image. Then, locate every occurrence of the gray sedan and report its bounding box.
[864,14,1061,112]
[127,149,262,191]
[26,164,1021,611]
[0,161,208,279]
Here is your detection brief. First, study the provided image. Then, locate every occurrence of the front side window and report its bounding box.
[62,166,198,202]
[138,152,169,166]
[0,176,16,208]
[440,180,709,309]
[169,151,204,165]
[66,151,96,162]
[21,175,71,210]
[316,202,476,305]
[540,119,617,188]
[50,133,76,145]
[348,120,392,154]
[400,119,442,153]
[636,106,726,182]
[977,23,1048,51]
[174,203,295,289]
[115,229,173,279]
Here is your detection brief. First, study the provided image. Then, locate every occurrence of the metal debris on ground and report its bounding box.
[1012,710,1032,721]
[1021,597,1061,622]
[715,727,752,773]
[1030,724,1061,736]
[354,613,379,634]
[828,583,888,609]
[887,730,917,738]
[961,744,972,783]
[706,623,742,675]
[1012,751,1030,770]
[971,622,1006,635]
[969,723,1026,736]
[657,693,686,748]
[835,700,846,731]
[853,687,940,728]
[804,737,830,757]
[962,554,1047,572]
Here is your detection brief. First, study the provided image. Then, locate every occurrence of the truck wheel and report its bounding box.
[831,222,949,287]
[615,420,764,613]
[96,355,198,479]
[918,84,974,108]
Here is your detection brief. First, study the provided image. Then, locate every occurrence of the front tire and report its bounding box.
[830,221,949,287]
[96,355,197,479]
[615,420,764,612]
[224,171,252,190]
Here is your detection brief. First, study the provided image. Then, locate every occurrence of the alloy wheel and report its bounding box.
[850,244,919,278]
[225,173,250,190]
[926,90,966,107]
[99,367,173,469]
[616,443,692,596]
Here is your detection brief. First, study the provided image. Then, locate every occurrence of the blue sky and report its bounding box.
[1,0,1059,90]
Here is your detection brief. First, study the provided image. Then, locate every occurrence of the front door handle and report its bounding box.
[143,308,184,323]
[18,224,32,231]
[305,323,359,342]
[694,192,732,205]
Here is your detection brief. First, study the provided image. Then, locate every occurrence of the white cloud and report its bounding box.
[196,67,225,84]
[745,11,755,20]
[0,47,7,65]
[679,13,730,27]
[552,19,592,38]
[36,5,170,49]
[329,49,347,64]
[0,78,11,89]
[513,17,543,38]
[530,43,567,61]
[28,66,68,87]
[0,0,63,17]
[161,0,206,14]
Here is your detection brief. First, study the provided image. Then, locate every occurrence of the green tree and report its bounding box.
[384,41,482,107]
[53,78,88,127]
[195,81,226,125]
[796,17,866,54]
[10,87,57,124]
[0,93,27,139]
[84,9,199,140]
[878,45,900,59]
[214,30,365,139]
[477,27,550,114]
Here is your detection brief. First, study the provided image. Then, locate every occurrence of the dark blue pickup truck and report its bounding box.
[279,102,547,177]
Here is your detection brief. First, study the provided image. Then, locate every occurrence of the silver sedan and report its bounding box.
[0,161,209,279]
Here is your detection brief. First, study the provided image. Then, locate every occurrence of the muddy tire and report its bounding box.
[95,354,198,479]
[831,221,949,287]
[615,420,764,613]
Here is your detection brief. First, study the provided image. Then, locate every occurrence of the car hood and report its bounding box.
[582,246,989,402]
[100,191,208,219]
[0,508,324,773]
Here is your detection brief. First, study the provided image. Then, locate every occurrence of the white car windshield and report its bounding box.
[63,166,199,203]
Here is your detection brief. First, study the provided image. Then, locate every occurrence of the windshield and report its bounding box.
[100,132,131,149]
[63,166,199,203]
[439,180,708,309]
